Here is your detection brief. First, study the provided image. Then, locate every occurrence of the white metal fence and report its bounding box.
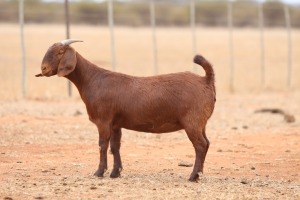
[13,0,299,98]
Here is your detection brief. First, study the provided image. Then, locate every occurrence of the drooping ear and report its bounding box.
[57,47,77,77]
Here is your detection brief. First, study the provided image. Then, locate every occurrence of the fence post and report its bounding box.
[258,2,265,88]
[190,0,197,73]
[64,0,72,97]
[19,0,26,99]
[228,0,234,93]
[284,4,292,88]
[108,0,116,71]
[150,0,158,75]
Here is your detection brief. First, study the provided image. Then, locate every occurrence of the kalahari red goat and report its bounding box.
[36,39,216,182]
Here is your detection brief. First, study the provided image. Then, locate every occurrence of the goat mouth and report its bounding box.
[35,70,52,77]
[35,73,43,77]
[37,69,55,77]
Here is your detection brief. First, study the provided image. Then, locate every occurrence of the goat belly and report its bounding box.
[124,120,182,133]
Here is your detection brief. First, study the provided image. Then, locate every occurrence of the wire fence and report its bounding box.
[5,0,300,99]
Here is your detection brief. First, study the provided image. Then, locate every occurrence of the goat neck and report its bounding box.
[65,52,108,98]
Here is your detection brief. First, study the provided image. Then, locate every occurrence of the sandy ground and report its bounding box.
[0,92,299,199]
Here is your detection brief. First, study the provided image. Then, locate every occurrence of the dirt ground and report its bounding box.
[0,92,299,199]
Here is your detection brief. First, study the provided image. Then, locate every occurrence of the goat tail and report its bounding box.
[193,55,215,83]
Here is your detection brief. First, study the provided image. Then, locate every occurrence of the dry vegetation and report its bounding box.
[0,24,300,199]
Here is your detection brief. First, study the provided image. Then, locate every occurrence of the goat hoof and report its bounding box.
[189,173,200,182]
[110,168,121,178]
[94,169,104,177]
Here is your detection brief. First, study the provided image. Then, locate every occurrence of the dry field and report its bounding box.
[0,24,300,199]
[0,24,300,99]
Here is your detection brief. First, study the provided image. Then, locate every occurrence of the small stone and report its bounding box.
[251,166,255,170]
[74,110,83,116]
[178,161,193,167]
[90,186,97,190]
[241,178,248,184]
[284,114,295,123]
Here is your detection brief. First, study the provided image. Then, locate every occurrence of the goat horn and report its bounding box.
[61,39,83,46]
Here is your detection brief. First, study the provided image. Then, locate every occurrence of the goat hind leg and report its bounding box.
[202,127,210,163]
[110,129,123,178]
[186,128,208,182]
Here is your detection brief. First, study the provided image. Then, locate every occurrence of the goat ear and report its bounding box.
[57,47,77,77]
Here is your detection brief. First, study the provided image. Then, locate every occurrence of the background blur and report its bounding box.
[0,0,299,99]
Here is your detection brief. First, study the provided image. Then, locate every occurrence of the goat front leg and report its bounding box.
[110,129,123,178]
[94,125,110,177]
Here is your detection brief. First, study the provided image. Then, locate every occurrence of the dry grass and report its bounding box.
[0,24,300,100]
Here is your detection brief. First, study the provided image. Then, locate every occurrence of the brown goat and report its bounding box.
[36,40,216,182]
